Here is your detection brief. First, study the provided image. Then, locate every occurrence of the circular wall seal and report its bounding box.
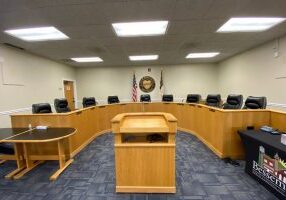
[139,76,156,93]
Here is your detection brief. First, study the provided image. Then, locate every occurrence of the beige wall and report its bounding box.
[2,34,286,128]
[218,34,286,109]
[76,64,218,105]
[0,45,76,127]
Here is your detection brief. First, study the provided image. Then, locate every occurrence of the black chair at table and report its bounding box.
[0,144,14,155]
[54,98,71,113]
[205,94,221,108]
[243,96,267,109]
[140,94,151,102]
[186,94,201,103]
[162,94,173,102]
[32,103,52,114]
[82,97,97,108]
[108,96,120,104]
[222,95,243,109]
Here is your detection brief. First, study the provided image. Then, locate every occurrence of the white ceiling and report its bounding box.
[0,0,286,67]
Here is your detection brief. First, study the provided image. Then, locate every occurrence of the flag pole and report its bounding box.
[132,70,138,102]
[159,68,164,98]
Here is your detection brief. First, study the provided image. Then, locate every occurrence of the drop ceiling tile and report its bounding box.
[1,0,286,67]
[0,0,29,13]
[35,3,109,26]
[236,0,286,16]
[172,0,214,20]
[105,0,174,22]
[168,20,226,35]
[60,25,114,39]
[0,10,50,29]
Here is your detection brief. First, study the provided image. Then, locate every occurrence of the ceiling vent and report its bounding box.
[180,42,198,50]
[89,47,105,54]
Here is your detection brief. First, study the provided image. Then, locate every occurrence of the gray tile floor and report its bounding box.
[0,132,278,200]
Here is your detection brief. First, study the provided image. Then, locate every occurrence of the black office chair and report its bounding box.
[82,97,97,108]
[108,96,120,104]
[140,94,151,102]
[162,94,173,102]
[243,96,267,109]
[186,94,201,103]
[54,98,71,113]
[0,143,14,155]
[222,95,243,110]
[32,103,52,114]
[205,94,221,107]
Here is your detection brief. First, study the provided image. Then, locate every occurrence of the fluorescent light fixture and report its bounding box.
[186,52,220,59]
[4,26,69,41]
[129,55,159,61]
[71,57,103,62]
[112,21,168,37]
[217,17,286,32]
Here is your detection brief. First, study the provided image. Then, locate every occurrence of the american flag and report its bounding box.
[132,73,138,102]
[160,69,164,97]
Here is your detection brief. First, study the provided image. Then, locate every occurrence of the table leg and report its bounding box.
[13,143,43,180]
[50,139,73,181]
[5,143,26,179]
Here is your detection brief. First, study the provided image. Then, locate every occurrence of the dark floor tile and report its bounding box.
[0,132,278,200]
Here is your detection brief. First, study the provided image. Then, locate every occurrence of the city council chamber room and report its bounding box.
[1,1,286,200]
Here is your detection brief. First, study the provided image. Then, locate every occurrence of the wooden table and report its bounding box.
[0,128,31,175]
[0,128,76,180]
[0,128,31,141]
[112,112,177,193]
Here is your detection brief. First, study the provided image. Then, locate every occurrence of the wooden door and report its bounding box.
[64,80,75,110]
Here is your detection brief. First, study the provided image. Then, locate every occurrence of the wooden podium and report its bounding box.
[111,112,177,193]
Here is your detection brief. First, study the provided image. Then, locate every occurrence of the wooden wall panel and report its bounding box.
[223,110,270,159]
[143,103,164,112]
[98,106,109,131]
[187,104,197,132]
[123,103,142,113]
[270,111,286,131]
[175,104,184,127]
[178,104,189,130]
[115,146,175,187]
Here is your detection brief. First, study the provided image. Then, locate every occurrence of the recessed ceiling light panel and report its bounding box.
[112,21,168,37]
[129,55,159,61]
[71,57,103,62]
[217,17,286,32]
[186,52,220,59]
[4,26,69,41]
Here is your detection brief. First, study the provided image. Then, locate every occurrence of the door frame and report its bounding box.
[62,78,78,109]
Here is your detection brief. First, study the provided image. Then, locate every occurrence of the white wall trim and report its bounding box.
[0,104,56,116]
[267,103,286,108]
[0,107,31,116]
